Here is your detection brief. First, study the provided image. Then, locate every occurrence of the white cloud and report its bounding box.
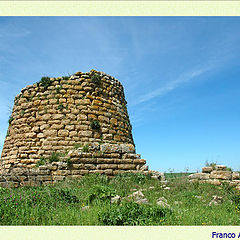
[132,65,212,106]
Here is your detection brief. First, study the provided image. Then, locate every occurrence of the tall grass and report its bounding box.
[0,173,239,225]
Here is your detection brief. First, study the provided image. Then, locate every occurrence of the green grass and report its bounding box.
[165,172,194,180]
[0,173,239,225]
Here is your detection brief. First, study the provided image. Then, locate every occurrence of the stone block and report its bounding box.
[188,173,210,180]
[53,176,65,181]
[210,170,232,180]
[118,164,136,170]
[202,167,213,173]
[232,172,240,180]
[215,165,227,171]
[58,130,69,137]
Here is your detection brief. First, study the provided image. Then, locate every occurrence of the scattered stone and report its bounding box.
[149,170,165,180]
[194,195,202,199]
[81,206,90,211]
[157,197,167,203]
[209,195,223,206]
[111,195,121,204]
[160,180,168,185]
[131,190,144,200]
[135,198,149,204]
[174,201,183,205]
[163,187,170,190]
[151,176,159,180]
[156,198,171,208]
[149,186,155,190]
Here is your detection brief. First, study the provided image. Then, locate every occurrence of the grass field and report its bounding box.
[0,173,239,225]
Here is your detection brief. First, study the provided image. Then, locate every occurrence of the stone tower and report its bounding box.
[0,70,148,186]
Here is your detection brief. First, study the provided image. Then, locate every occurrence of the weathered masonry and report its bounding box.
[0,70,149,187]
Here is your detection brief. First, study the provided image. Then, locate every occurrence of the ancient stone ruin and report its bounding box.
[0,70,150,187]
[188,165,240,190]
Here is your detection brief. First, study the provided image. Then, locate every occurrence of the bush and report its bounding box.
[8,116,14,124]
[88,185,116,203]
[36,157,47,167]
[48,152,61,163]
[48,188,79,204]
[90,120,100,130]
[39,76,51,90]
[82,144,89,152]
[91,74,101,85]
[58,103,64,111]
[99,202,171,225]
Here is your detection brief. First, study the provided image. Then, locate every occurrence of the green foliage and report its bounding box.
[0,173,239,225]
[99,202,171,225]
[62,76,70,80]
[39,77,51,90]
[82,144,89,152]
[90,120,100,130]
[48,152,61,163]
[205,161,217,169]
[66,158,72,168]
[6,130,9,137]
[20,110,25,116]
[56,85,62,94]
[36,157,47,167]
[88,185,116,203]
[8,116,14,124]
[26,96,33,102]
[49,188,79,204]
[74,143,82,149]
[91,74,101,85]
[114,172,150,185]
[58,103,64,111]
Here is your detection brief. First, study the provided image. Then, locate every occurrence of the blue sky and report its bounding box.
[1,17,240,172]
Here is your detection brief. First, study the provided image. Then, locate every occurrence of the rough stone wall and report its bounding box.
[0,70,148,186]
[188,165,240,190]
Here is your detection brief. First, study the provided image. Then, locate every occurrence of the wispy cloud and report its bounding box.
[0,25,31,39]
[132,65,212,106]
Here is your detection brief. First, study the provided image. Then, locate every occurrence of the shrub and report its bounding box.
[62,76,70,80]
[99,202,171,225]
[66,158,72,168]
[48,152,61,163]
[82,144,89,153]
[91,74,101,85]
[8,116,14,124]
[58,103,64,111]
[74,143,82,149]
[39,76,51,90]
[88,185,116,203]
[90,120,100,130]
[205,161,217,169]
[36,157,47,167]
[49,188,79,204]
